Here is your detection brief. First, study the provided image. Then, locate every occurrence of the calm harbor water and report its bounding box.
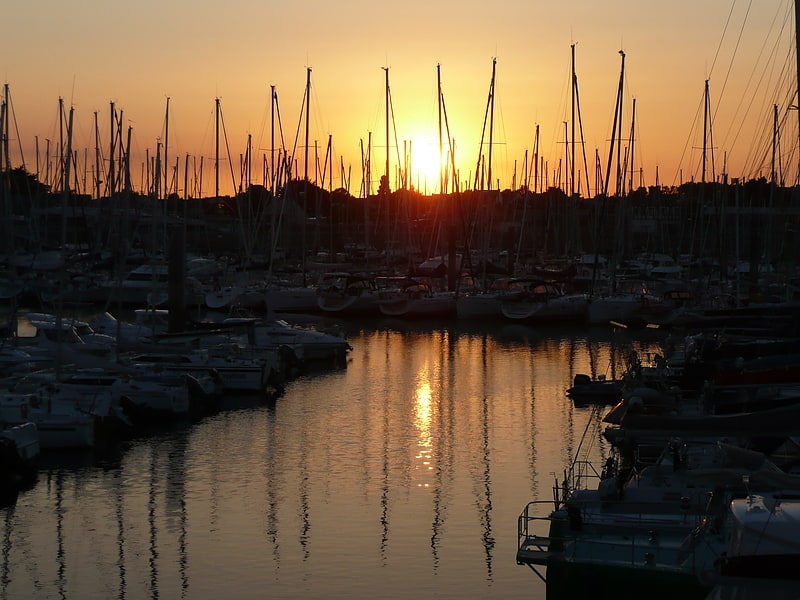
[0,319,666,600]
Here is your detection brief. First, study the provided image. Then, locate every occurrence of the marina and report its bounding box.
[0,319,655,600]
[2,4,800,598]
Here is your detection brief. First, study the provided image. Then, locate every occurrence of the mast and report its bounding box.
[563,121,568,194]
[796,0,800,184]
[1,84,8,173]
[304,68,311,184]
[184,153,189,200]
[59,97,65,193]
[615,51,625,195]
[124,125,132,193]
[56,105,74,377]
[302,67,311,284]
[702,79,709,184]
[603,50,625,197]
[571,44,576,197]
[0,86,8,260]
[270,85,276,194]
[215,97,220,199]
[487,57,496,190]
[437,64,444,195]
[534,124,539,194]
[473,58,496,191]
[383,66,390,189]
[772,103,779,186]
[109,101,116,196]
[93,112,101,200]
[629,98,636,193]
[164,97,170,198]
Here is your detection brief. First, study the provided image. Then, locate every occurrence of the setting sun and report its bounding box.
[406,136,445,194]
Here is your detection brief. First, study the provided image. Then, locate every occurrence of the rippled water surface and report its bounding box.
[0,320,666,600]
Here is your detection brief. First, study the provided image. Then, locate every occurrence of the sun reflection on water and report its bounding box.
[414,372,434,488]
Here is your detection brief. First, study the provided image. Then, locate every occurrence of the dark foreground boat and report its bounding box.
[566,373,625,405]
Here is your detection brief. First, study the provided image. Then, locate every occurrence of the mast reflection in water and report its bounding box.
[0,321,664,600]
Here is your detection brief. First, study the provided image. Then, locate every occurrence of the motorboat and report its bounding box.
[222,316,351,366]
[566,373,625,405]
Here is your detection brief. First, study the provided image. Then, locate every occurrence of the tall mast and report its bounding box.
[629,97,636,193]
[184,152,189,200]
[772,103,779,185]
[473,58,496,191]
[487,57,496,190]
[563,121,568,193]
[93,112,101,200]
[215,97,220,199]
[1,86,7,259]
[795,0,800,184]
[382,66,391,259]
[61,106,74,255]
[270,85,276,194]
[109,101,116,196]
[58,97,65,193]
[304,68,311,184]
[533,124,539,193]
[55,105,74,378]
[164,96,170,198]
[1,84,8,173]
[571,44,576,197]
[383,66,390,188]
[702,79,709,184]
[124,125,132,193]
[615,51,625,195]
[437,64,443,195]
[603,50,625,196]
[302,67,311,284]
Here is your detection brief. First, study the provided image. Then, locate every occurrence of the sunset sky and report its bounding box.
[2,0,797,198]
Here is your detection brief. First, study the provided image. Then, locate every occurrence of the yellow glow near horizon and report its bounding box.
[1,1,796,197]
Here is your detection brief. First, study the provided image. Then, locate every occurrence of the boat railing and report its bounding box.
[516,500,560,570]
[558,459,602,506]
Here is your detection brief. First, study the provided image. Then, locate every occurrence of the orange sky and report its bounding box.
[2,0,797,197]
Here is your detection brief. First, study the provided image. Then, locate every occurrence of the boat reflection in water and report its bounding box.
[0,320,663,600]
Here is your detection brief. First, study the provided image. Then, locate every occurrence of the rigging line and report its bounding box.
[671,87,708,186]
[388,85,406,189]
[271,90,289,163]
[709,0,742,78]
[310,80,330,156]
[717,1,787,149]
[570,410,594,470]
[740,50,795,177]
[473,59,495,190]
[289,75,312,180]
[708,0,751,166]
[254,87,271,156]
[5,87,27,170]
[217,102,238,194]
[574,76,592,197]
[730,16,793,175]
